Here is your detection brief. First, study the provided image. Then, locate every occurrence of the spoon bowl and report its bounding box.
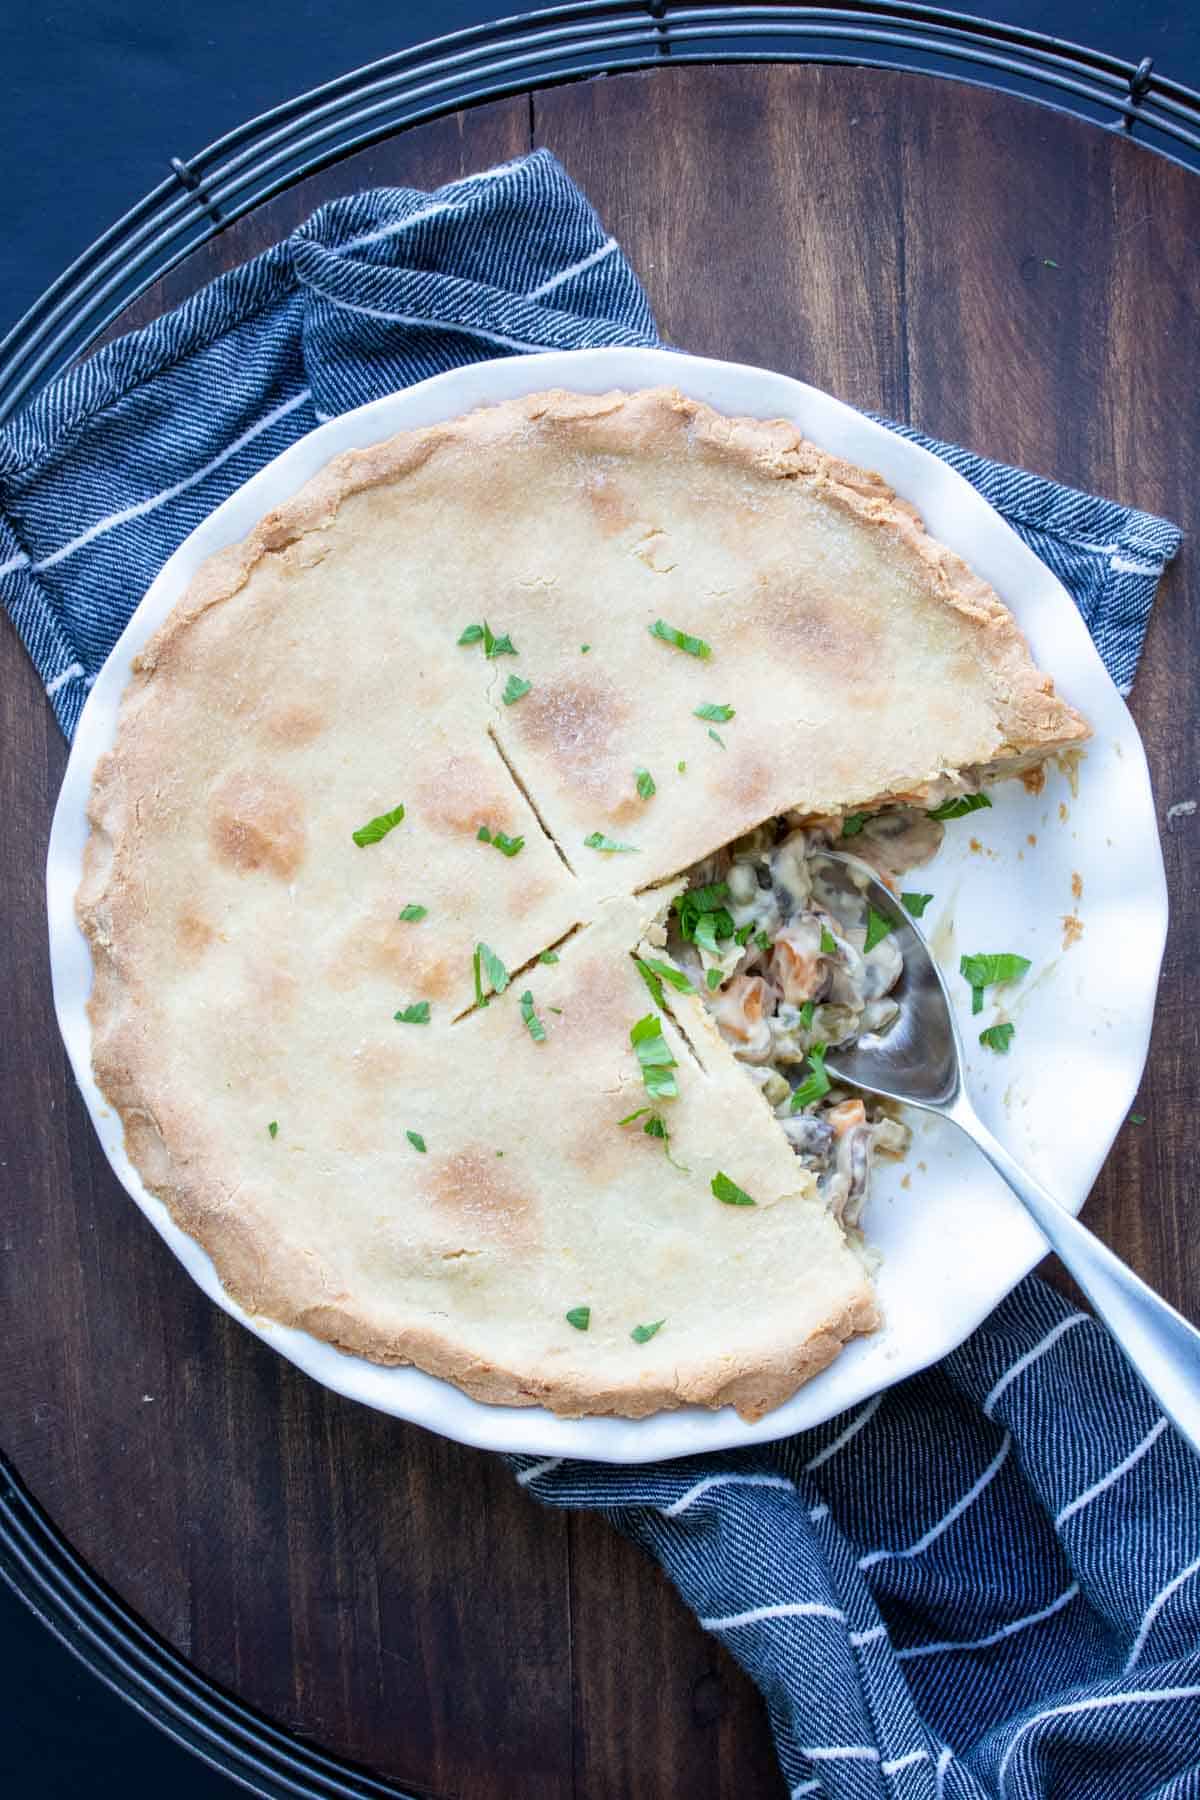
[815,849,1200,1458]
[814,852,960,1111]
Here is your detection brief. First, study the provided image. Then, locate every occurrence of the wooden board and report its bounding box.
[2,63,1197,1797]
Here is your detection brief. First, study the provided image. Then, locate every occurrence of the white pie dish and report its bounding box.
[46,345,1167,1463]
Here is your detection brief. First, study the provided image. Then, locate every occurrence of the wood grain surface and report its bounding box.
[2,64,1197,1798]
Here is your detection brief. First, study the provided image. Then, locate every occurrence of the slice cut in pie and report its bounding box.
[78,388,1088,1419]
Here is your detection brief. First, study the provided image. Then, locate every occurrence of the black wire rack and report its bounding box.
[0,0,1198,422]
[2,5,1199,1794]
[0,1451,418,1798]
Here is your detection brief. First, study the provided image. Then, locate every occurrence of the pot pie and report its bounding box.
[78,388,1088,1420]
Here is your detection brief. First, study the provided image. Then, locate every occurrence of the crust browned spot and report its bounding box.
[511,676,631,798]
[585,471,638,537]
[209,770,306,880]
[415,752,521,838]
[176,910,216,959]
[427,1149,538,1250]
[261,703,326,747]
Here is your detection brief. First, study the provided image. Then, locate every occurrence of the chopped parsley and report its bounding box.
[539,950,559,964]
[791,1044,831,1110]
[638,957,696,999]
[501,674,531,706]
[649,619,712,659]
[841,812,868,837]
[352,803,405,847]
[584,831,639,852]
[800,1000,815,1029]
[979,1023,1015,1054]
[734,922,754,947]
[618,1105,654,1126]
[928,792,992,822]
[695,702,735,723]
[406,1130,427,1153]
[1129,1112,1147,1125]
[630,1012,678,1100]
[673,882,735,956]
[477,825,524,856]
[708,729,726,749]
[267,1121,278,1139]
[635,960,665,1008]
[706,969,723,991]
[519,990,547,1043]
[755,929,772,952]
[901,892,933,919]
[960,951,1032,1016]
[398,903,427,922]
[636,768,656,800]
[565,1306,591,1331]
[631,1320,665,1344]
[677,760,687,774]
[711,1170,756,1207]
[618,1106,689,1172]
[476,942,509,999]
[580,644,590,654]
[394,1001,431,1024]
[864,907,895,953]
[459,620,518,658]
[820,924,837,955]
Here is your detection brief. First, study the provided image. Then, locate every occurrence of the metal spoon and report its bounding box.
[818,849,1200,1457]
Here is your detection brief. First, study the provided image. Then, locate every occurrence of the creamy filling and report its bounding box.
[669,810,941,1227]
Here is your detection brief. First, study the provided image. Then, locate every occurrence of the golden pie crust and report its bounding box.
[78,388,1087,1418]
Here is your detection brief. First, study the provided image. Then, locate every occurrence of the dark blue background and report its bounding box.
[3,3,1197,1792]
[2,0,1198,341]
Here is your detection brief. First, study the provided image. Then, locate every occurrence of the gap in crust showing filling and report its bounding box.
[674,806,944,1225]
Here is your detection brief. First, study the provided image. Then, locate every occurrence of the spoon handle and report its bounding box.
[951,1100,1200,1459]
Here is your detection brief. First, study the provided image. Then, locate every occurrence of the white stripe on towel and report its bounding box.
[896,1582,1080,1661]
[340,161,524,253]
[882,1750,930,1775]
[1056,1418,1168,1528]
[660,1472,795,1517]
[31,388,313,575]
[859,1435,1011,1570]
[525,238,619,300]
[1125,1553,1200,1672]
[983,1315,1086,1416]
[45,660,85,696]
[515,1456,563,1487]
[999,1683,1200,1795]
[324,297,551,356]
[805,1392,883,1471]
[701,1600,846,1632]
[801,1745,880,1762]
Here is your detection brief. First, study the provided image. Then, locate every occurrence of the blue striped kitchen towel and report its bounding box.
[1,149,1191,1798]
